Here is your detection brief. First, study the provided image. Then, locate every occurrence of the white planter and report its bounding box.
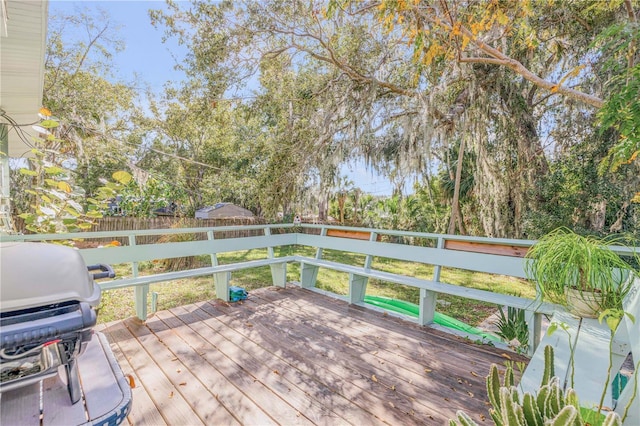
[565,288,604,318]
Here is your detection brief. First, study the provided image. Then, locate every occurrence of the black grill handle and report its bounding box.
[87,264,115,279]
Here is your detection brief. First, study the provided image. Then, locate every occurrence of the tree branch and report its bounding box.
[415,7,605,109]
[459,57,509,66]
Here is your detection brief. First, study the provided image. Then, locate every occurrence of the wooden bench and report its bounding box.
[295,229,557,355]
[518,278,639,424]
[0,332,132,425]
[78,229,298,320]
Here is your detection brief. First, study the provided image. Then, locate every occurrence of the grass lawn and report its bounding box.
[96,245,536,327]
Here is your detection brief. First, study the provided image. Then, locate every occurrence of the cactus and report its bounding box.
[602,412,622,426]
[545,377,563,417]
[564,388,580,410]
[549,406,579,425]
[504,363,515,387]
[449,411,479,426]
[487,363,502,412]
[499,387,526,425]
[451,344,622,426]
[542,344,555,385]
[522,393,543,426]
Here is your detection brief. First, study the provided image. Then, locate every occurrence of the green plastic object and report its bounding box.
[364,295,502,343]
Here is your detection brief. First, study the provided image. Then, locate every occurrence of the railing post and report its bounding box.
[348,232,377,305]
[214,272,231,301]
[526,310,542,356]
[300,227,325,288]
[265,227,286,287]
[209,230,229,301]
[130,235,148,321]
[315,227,327,259]
[527,262,544,355]
[349,274,368,304]
[364,232,377,269]
[207,230,219,267]
[419,237,442,326]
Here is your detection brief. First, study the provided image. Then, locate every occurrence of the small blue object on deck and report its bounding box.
[229,286,248,302]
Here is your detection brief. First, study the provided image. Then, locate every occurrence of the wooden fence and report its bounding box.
[11,216,269,245]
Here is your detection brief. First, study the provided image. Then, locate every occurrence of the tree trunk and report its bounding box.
[448,138,466,235]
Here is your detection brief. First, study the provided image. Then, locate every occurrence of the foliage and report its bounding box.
[146,0,638,237]
[17,2,639,239]
[44,9,136,186]
[595,15,640,175]
[450,345,623,426]
[14,111,105,234]
[156,221,203,271]
[523,133,639,238]
[495,307,529,354]
[102,177,184,218]
[525,227,639,312]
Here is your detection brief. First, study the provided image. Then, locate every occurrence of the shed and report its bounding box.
[195,203,255,219]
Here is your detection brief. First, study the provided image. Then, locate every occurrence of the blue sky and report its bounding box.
[50,0,186,92]
[49,0,395,195]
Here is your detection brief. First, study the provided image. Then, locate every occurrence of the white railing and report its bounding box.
[1,223,604,355]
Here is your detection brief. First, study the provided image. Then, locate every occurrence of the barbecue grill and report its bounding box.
[0,242,110,404]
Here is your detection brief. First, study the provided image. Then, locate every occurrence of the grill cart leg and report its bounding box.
[65,359,82,404]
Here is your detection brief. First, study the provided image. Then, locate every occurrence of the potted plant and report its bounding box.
[525,227,638,318]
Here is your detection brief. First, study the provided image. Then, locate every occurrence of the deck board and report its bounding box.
[201,296,444,423]
[98,285,527,425]
[97,323,166,426]
[169,304,373,425]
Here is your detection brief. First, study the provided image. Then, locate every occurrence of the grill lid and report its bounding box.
[0,243,101,312]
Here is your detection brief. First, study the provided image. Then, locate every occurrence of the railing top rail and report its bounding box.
[0,223,296,242]
[2,223,637,256]
[299,224,536,246]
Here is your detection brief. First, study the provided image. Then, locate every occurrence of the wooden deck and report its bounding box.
[96,285,526,425]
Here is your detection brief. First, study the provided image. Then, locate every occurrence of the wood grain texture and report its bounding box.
[95,286,525,426]
[444,240,529,258]
[99,322,167,426]
[326,229,373,241]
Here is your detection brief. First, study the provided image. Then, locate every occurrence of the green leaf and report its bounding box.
[19,168,38,176]
[40,119,60,129]
[606,316,620,331]
[112,170,133,185]
[44,166,65,175]
[57,181,72,193]
[63,206,82,217]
